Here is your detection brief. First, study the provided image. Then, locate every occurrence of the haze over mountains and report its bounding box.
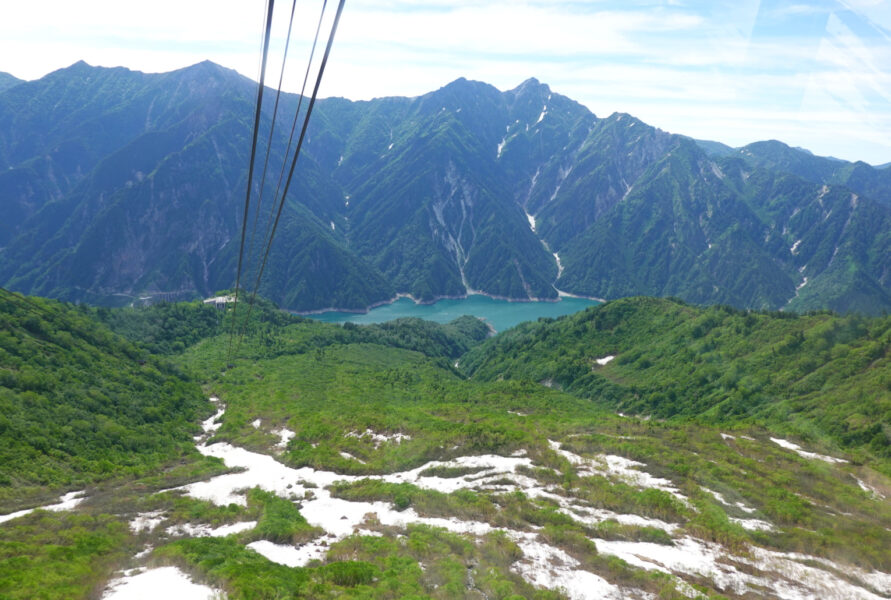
[1,61,889,313]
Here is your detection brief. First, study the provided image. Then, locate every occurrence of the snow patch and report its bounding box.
[200,407,225,436]
[130,511,165,534]
[273,427,295,450]
[790,239,802,255]
[770,438,848,464]
[252,418,261,429]
[166,521,257,538]
[339,451,366,464]
[345,429,412,448]
[596,537,764,595]
[102,566,220,600]
[170,400,890,599]
[513,538,625,600]
[853,476,885,500]
[704,488,757,514]
[550,441,685,501]
[248,538,330,567]
[0,490,87,525]
[497,136,508,158]
[535,104,548,124]
[730,517,774,531]
[553,252,564,278]
[595,355,615,366]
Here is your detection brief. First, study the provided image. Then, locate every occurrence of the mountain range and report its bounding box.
[0,61,889,313]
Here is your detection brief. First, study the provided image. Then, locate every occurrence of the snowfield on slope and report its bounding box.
[103,399,890,600]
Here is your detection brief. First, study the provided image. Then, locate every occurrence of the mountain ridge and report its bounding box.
[0,61,889,313]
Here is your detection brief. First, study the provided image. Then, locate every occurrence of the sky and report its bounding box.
[1,0,890,165]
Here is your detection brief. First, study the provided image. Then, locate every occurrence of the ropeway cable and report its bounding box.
[227,0,276,365]
[242,0,300,306]
[232,0,346,359]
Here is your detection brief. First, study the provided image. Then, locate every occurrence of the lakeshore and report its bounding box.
[304,294,601,333]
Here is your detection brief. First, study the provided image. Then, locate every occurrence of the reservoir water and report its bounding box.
[307,295,600,333]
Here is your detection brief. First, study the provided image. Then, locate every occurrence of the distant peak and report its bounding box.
[67,60,93,71]
[173,60,243,82]
[441,76,488,90]
[433,77,499,97]
[182,60,225,73]
[44,60,97,78]
[745,139,790,150]
[512,77,549,93]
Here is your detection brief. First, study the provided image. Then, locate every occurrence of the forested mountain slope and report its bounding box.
[0,73,21,94]
[0,291,209,510]
[1,62,889,312]
[462,296,891,470]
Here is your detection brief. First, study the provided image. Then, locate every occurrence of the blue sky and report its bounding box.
[1,0,890,164]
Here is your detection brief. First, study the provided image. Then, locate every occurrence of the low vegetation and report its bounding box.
[462,296,891,471]
[0,293,888,598]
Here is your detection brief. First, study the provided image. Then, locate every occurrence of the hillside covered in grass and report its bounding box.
[461,297,890,470]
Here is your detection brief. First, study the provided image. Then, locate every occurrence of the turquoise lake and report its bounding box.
[307,295,600,333]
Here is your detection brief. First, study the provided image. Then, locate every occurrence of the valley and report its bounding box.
[1,3,890,599]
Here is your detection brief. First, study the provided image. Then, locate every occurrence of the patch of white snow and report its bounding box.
[130,511,165,534]
[0,490,87,525]
[166,521,257,538]
[273,428,295,450]
[553,252,564,278]
[770,438,848,464]
[102,566,219,600]
[248,538,329,567]
[339,451,366,464]
[513,537,625,600]
[853,476,885,500]
[345,429,412,448]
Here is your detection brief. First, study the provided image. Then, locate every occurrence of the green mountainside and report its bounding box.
[0,62,889,312]
[1,295,888,598]
[735,140,891,207]
[0,73,21,94]
[462,297,891,468]
[0,291,212,510]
